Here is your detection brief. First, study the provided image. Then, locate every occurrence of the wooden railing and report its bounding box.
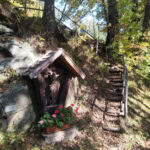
[16,6,96,40]
[119,55,128,121]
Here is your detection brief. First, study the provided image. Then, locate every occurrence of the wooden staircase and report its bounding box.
[102,63,128,132]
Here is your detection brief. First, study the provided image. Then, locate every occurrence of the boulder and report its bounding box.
[0,39,39,74]
[65,77,79,107]
[0,43,38,131]
[42,127,77,144]
[0,83,36,132]
[0,24,13,34]
[0,3,13,18]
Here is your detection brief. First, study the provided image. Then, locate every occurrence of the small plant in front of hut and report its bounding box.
[38,105,77,132]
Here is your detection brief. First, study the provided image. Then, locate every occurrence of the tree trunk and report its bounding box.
[43,0,66,47]
[133,0,138,7]
[143,0,150,32]
[43,0,56,35]
[105,0,119,52]
[43,0,58,46]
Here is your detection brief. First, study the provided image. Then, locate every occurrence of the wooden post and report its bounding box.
[37,73,47,114]
[125,66,128,122]
[57,74,71,106]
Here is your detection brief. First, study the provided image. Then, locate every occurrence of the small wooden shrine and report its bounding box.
[23,48,85,115]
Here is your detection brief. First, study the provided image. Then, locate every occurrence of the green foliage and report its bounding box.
[113,0,150,79]
[7,0,44,17]
[1,68,19,81]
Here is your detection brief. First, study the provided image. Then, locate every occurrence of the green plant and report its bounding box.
[38,105,77,129]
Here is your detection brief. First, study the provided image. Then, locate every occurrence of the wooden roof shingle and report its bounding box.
[23,48,86,79]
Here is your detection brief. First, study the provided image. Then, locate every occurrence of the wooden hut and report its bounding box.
[23,48,85,115]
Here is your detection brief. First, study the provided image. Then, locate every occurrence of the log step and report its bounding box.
[110,80,123,83]
[102,62,125,132]
[104,112,119,117]
[104,88,122,94]
[105,79,123,84]
[106,105,120,112]
[108,76,122,79]
[104,119,120,124]
[104,63,111,66]
[109,70,122,73]
[102,126,120,132]
[105,90,123,96]
[109,78,123,82]
[109,73,122,76]
[102,120,120,132]
[107,102,121,108]
[105,96,122,102]
[104,115,119,122]
[109,67,123,71]
[111,82,123,87]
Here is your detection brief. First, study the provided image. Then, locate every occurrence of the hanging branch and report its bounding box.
[58,3,67,24]
[25,0,27,14]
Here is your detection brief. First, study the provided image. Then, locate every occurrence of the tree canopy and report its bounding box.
[0,0,150,78]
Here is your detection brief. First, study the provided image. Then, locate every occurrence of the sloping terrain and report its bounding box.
[0,2,150,148]
[0,34,150,149]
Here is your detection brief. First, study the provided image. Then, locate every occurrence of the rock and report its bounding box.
[0,2,13,18]
[0,39,39,74]
[8,41,39,73]
[42,126,77,144]
[0,40,39,132]
[0,83,36,132]
[65,77,79,107]
[0,58,12,70]
[0,74,8,84]
[0,24,13,34]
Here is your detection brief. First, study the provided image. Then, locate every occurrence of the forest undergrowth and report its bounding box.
[0,0,150,149]
[0,35,150,150]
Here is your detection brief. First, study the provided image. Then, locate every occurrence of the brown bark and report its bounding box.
[37,73,47,114]
[43,0,58,47]
[57,74,71,106]
[43,0,56,35]
[43,0,66,46]
[106,0,119,51]
[143,0,150,32]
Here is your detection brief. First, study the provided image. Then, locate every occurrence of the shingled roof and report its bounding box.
[23,48,86,79]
